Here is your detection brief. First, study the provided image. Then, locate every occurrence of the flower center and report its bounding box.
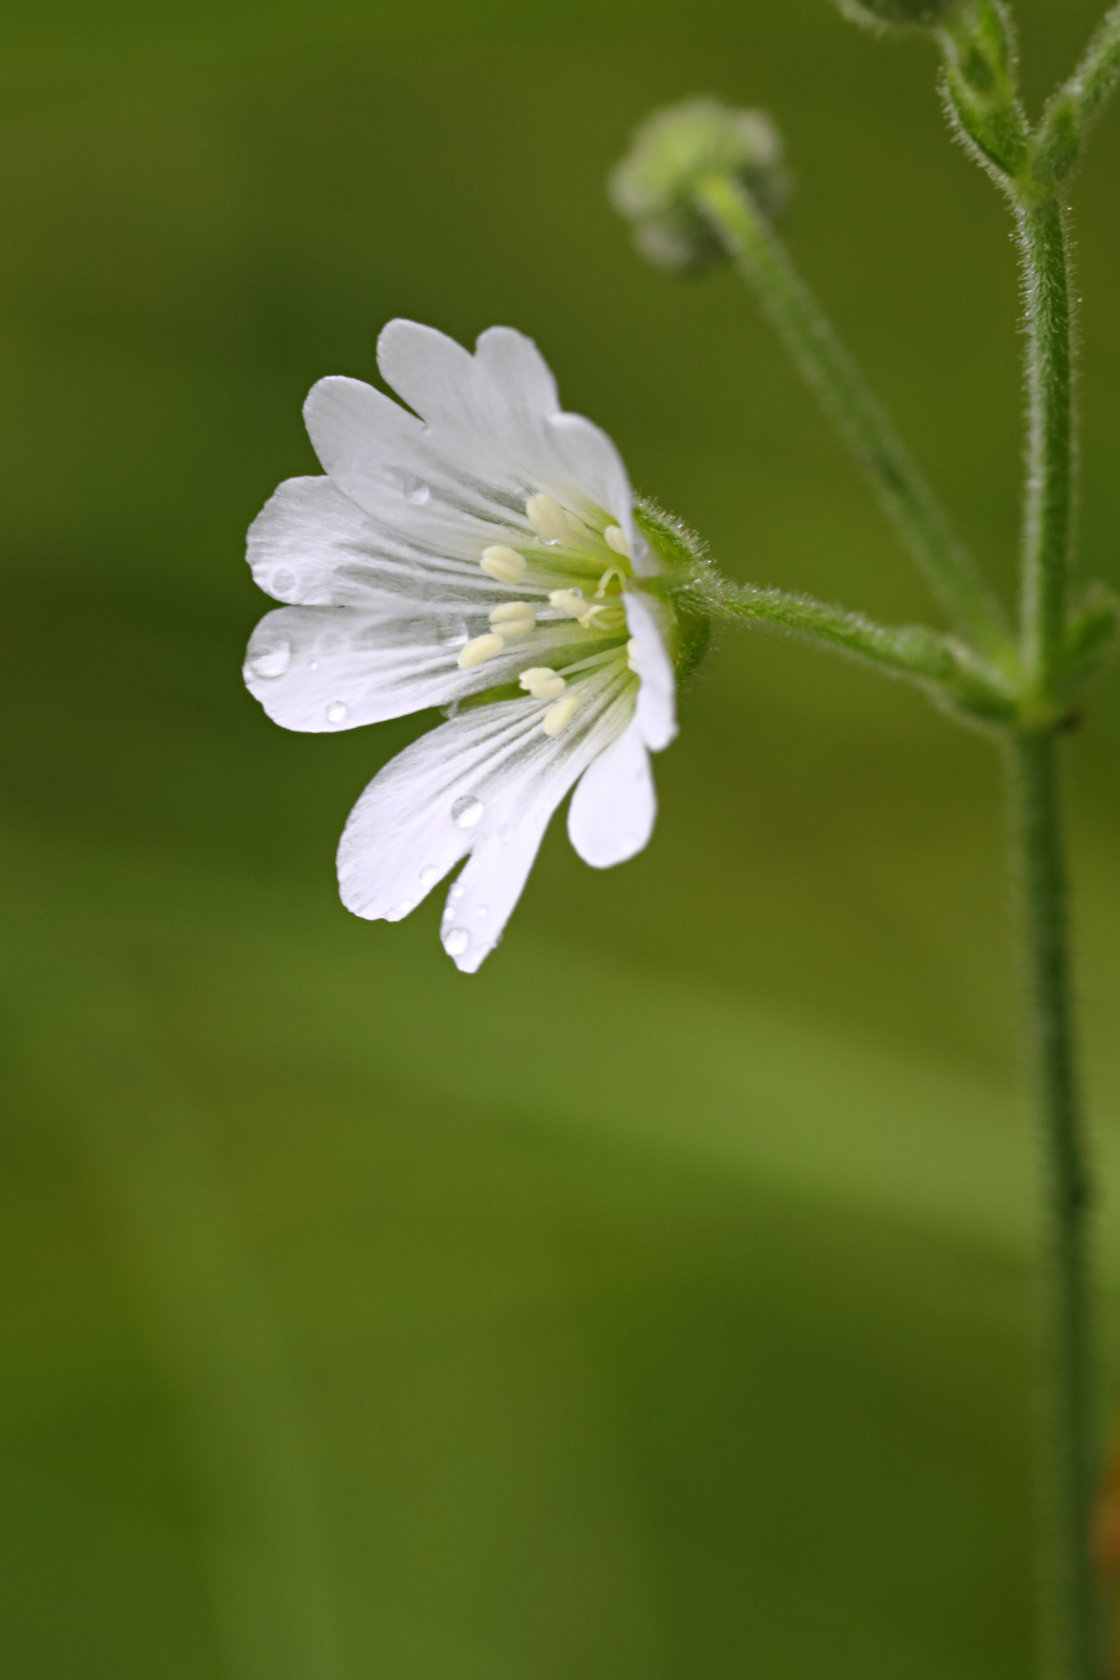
[456,492,638,734]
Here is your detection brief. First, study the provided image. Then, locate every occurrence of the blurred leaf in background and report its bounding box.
[1,1,1118,1676]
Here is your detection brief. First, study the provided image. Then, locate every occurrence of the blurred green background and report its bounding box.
[3,1,1120,1675]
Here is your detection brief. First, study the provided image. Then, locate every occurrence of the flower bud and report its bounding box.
[609,99,789,274]
[833,0,962,29]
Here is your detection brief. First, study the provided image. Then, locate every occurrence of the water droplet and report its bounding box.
[497,824,514,844]
[271,568,297,600]
[394,899,414,917]
[419,865,439,890]
[476,905,489,919]
[309,659,319,671]
[403,477,431,505]
[249,638,291,680]
[451,794,483,829]
[443,926,469,958]
[326,701,348,723]
[449,883,464,901]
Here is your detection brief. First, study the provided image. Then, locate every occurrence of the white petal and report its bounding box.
[337,704,528,923]
[303,374,524,542]
[474,326,560,425]
[623,591,677,752]
[567,717,657,869]
[337,676,629,962]
[244,605,467,730]
[248,476,533,611]
[539,410,633,531]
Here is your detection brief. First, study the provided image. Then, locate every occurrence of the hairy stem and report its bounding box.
[1007,730,1099,1680]
[694,171,1009,654]
[1018,195,1076,700]
[679,566,1006,699]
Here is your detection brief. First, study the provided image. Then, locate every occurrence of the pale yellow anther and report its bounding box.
[489,601,536,637]
[519,666,567,701]
[548,588,586,619]
[458,632,505,670]
[542,692,583,736]
[626,636,640,673]
[526,493,571,544]
[604,524,631,558]
[480,545,527,584]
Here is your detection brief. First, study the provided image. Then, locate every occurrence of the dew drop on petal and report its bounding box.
[404,477,431,505]
[476,906,489,919]
[326,701,348,723]
[419,865,439,890]
[496,824,514,844]
[451,794,483,829]
[443,926,470,958]
[271,568,297,600]
[249,638,291,680]
[449,883,464,901]
[437,617,469,650]
[309,659,320,671]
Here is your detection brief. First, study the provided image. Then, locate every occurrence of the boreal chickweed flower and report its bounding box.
[244,321,685,972]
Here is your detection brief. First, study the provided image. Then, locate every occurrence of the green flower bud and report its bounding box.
[833,0,962,30]
[609,99,789,274]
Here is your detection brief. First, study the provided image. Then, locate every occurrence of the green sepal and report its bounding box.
[937,2,1029,182]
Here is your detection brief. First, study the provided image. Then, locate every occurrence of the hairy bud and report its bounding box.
[609,99,789,274]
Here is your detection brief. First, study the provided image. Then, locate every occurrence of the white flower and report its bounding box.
[244,319,678,972]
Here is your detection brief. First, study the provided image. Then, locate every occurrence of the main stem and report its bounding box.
[1018,195,1075,699]
[1008,729,1097,1680]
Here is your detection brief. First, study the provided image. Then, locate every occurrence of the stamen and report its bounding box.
[542,692,583,736]
[480,545,527,584]
[604,524,631,558]
[458,632,505,669]
[526,493,571,544]
[519,666,567,701]
[548,587,586,618]
[489,602,536,637]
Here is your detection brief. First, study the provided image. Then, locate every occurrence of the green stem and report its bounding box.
[1042,3,1120,145]
[1007,729,1098,1680]
[1018,195,1076,699]
[680,566,1005,696]
[694,171,1009,655]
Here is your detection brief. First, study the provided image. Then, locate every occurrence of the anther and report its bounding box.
[549,588,586,618]
[458,632,505,669]
[542,692,583,736]
[519,666,567,701]
[604,524,631,558]
[480,545,527,584]
[489,602,536,637]
[626,637,640,673]
[526,493,571,544]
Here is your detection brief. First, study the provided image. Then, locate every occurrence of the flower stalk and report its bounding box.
[692,170,1010,656]
[1017,194,1076,702]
